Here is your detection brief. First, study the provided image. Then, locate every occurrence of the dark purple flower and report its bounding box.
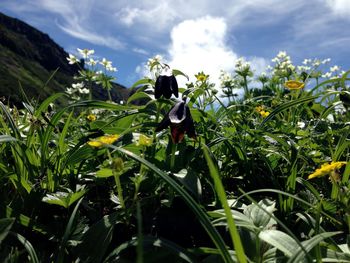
[156,101,196,143]
[155,74,179,99]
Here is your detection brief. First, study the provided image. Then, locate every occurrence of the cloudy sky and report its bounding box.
[1,0,350,87]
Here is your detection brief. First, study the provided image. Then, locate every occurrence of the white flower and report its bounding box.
[77,48,94,59]
[302,59,311,65]
[330,65,340,72]
[297,121,306,129]
[66,87,75,94]
[277,51,287,58]
[322,72,332,78]
[78,88,90,94]
[106,66,118,72]
[86,58,97,66]
[100,58,112,68]
[67,54,78,64]
[72,82,85,89]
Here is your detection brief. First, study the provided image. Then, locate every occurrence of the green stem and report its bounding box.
[170,142,176,172]
[107,150,125,209]
[107,89,112,102]
[113,171,125,209]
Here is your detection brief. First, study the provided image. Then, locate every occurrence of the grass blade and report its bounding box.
[202,144,247,263]
[110,145,233,263]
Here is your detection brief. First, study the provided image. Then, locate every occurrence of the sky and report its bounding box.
[1,0,350,88]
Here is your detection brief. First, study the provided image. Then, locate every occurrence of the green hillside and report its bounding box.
[0,12,128,106]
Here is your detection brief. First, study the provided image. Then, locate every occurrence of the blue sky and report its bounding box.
[1,0,350,88]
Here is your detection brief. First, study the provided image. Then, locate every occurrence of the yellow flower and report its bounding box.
[308,161,347,179]
[255,106,263,113]
[87,114,97,122]
[260,110,270,118]
[138,134,153,147]
[87,134,119,148]
[195,72,209,82]
[284,80,305,90]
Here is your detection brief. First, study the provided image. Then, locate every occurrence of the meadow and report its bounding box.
[0,49,349,262]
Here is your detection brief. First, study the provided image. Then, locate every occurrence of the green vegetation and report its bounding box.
[0,12,128,106]
[0,48,350,263]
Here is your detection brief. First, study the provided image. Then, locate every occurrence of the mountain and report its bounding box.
[0,12,129,106]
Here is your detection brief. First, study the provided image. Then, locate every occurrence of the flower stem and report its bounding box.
[170,142,176,172]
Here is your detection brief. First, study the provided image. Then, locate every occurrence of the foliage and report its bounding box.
[0,50,350,263]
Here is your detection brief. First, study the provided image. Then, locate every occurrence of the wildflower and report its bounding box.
[156,100,196,143]
[78,88,90,94]
[67,54,78,64]
[77,48,94,59]
[66,87,75,94]
[330,65,340,72]
[72,82,85,89]
[259,110,270,118]
[87,114,97,122]
[100,58,112,68]
[322,72,332,78]
[284,80,305,90]
[308,161,347,179]
[255,106,264,113]
[195,72,209,82]
[154,70,178,99]
[87,134,119,148]
[86,58,97,66]
[137,134,153,147]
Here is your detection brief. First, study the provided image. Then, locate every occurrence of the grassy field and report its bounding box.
[0,50,349,262]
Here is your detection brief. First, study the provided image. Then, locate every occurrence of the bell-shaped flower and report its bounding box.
[156,100,196,143]
[155,70,178,99]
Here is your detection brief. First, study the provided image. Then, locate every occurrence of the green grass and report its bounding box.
[0,51,349,262]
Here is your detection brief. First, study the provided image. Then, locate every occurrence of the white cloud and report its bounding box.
[135,16,268,91]
[326,0,350,17]
[167,16,237,87]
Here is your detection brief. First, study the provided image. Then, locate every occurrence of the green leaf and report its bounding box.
[260,95,318,126]
[0,218,15,245]
[57,198,83,263]
[130,78,154,89]
[34,92,65,118]
[95,168,114,178]
[172,69,189,81]
[109,145,233,263]
[259,230,298,257]
[173,169,202,199]
[76,212,119,263]
[243,199,277,229]
[104,236,197,263]
[0,135,17,143]
[10,232,40,263]
[42,188,86,208]
[202,145,247,263]
[127,91,153,104]
[288,232,342,263]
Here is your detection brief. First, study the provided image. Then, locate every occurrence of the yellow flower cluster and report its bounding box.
[87,114,97,122]
[255,106,270,118]
[87,134,119,148]
[284,80,305,90]
[137,134,153,147]
[195,72,209,82]
[308,161,347,179]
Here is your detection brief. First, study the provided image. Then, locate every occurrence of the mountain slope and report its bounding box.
[0,12,128,106]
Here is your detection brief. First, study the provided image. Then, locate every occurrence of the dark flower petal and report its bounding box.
[154,75,178,99]
[169,101,186,124]
[170,125,185,143]
[184,105,196,139]
[169,75,179,98]
[155,101,196,143]
[155,113,171,132]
